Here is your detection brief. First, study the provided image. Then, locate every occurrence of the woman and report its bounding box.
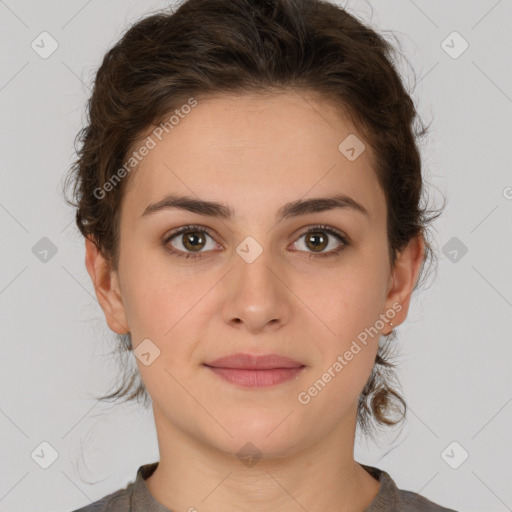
[64,0,456,510]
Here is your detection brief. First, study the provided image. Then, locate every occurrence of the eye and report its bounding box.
[163,224,218,259]
[291,224,350,258]
[162,223,350,260]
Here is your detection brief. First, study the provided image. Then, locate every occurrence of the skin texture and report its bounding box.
[85,91,425,512]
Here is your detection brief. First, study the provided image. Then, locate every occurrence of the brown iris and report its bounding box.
[182,231,207,252]
[305,231,328,252]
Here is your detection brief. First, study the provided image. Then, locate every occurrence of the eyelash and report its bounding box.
[163,224,350,260]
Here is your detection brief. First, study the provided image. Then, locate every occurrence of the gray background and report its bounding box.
[1,0,511,511]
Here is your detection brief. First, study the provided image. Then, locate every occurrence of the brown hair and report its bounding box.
[63,0,444,441]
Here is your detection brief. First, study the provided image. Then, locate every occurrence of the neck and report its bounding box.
[144,405,381,512]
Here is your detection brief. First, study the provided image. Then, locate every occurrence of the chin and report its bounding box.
[206,415,306,460]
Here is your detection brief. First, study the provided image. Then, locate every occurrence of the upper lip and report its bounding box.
[204,353,305,370]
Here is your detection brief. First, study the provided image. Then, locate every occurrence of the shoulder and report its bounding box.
[70,485,132,512]
[396,488,459,512]
[73,489,131,512]
[69,462,159,512]
[361,464,459,512]
[69,474,136,512]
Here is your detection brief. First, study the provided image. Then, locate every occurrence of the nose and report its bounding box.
[221,245,292,334]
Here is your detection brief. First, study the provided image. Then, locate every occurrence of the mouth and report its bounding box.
[203,353,306,388]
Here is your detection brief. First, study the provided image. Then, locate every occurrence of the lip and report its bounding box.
[203,353,306,388]
[204,353,305,370]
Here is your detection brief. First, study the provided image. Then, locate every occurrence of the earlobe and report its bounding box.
[384,234,426,329]
[84,236,130,334]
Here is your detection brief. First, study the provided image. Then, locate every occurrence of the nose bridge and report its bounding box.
[223,231,289,330]
[234,232,279,296]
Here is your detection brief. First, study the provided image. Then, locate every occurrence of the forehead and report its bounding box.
[121,91,385,223]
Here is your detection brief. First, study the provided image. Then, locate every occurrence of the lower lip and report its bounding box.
[205,366,305,387]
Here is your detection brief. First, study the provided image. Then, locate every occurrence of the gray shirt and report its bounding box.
[71,462,458,511]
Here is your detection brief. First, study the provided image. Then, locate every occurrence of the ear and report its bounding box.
[383,234,425,331]
[85,236,129,334]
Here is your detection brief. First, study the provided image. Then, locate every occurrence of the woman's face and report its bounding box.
[88,91,423,459]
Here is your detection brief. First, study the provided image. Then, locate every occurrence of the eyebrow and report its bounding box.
[141,193,369,221]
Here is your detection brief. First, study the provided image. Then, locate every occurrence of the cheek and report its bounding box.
[298,286,381,414]
[300,259,386,379]
[126,282,190,340]
[118,243,183,331]
[304,261,388,335]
